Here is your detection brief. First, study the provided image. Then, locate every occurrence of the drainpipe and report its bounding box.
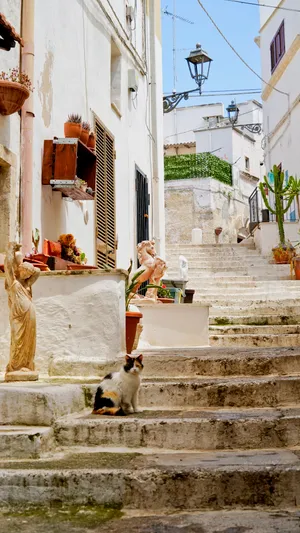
[149,0,164,256]
[20,0,35,254]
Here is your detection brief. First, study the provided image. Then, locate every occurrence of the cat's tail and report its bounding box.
[92,406,126,416]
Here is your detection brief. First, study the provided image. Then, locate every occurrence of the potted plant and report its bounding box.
[125,261,144,354]
[259,165,296,264]
[157,283,174,304]
[80,121,90,145]
[0,67,33,115]
[64,114,82,138]
[87,131,96,150]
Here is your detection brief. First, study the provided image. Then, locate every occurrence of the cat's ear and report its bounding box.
[125,355,132,362]
[137,354,143,362]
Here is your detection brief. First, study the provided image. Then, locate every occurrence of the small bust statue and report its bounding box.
[4,242,40,381]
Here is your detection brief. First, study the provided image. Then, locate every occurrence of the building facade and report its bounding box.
[0,0,165,269]
[164,101,264,244]
[258,0,300,176]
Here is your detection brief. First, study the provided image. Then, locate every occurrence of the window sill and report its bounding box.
[111,102,122,118]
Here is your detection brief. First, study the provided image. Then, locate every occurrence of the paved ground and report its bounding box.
[0,507,300,533]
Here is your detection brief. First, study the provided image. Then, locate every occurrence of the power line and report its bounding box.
[224,0,300,13]
[196,0,289,97]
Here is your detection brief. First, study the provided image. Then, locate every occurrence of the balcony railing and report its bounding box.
[249,187,298,233]
[164,153,233,186]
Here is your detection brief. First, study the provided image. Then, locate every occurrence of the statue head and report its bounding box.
[137,240,156,259]
[17,262,37,280]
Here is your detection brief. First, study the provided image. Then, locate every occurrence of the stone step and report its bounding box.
[0,448,299,509]
[0,383,86,425]
[166,243,256,249]
[210,333,300,348]
[189,280,300,288]
[0,426,54,458]
[210,315,300,326]
[54,407,300,451]
[198,289,300,297]
[167,259,270,267]
[83,375,300,409]
[50,347,300,379]
[210,325,300,335]
[212,305,300,317]
[204,297,300,306]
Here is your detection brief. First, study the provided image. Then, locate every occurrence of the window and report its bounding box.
[110,40,122,112]
[270,21,285,73]
[95,118,116,268]
[245,157,250,172]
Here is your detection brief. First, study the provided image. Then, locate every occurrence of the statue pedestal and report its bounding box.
[5,370,39,382]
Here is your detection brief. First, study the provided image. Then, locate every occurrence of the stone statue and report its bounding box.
[4,242,40,382]
[130,240,167,303]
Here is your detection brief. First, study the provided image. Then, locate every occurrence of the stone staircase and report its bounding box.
[1,347,300,529]
[166,243,300,348]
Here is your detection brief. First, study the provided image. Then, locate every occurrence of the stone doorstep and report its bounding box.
[49,347,300,378]
[0,448,299,509]
[210,315,300,325]
[210,333,300,348]
[210,325,300,335]
[3,374,300,423]
[212,305,300,316]
[0,427,54,458]
[54,407,300,451]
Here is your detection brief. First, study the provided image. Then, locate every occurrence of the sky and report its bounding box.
[161,0,262,110]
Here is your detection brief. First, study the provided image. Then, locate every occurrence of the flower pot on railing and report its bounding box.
[0,80,30,116]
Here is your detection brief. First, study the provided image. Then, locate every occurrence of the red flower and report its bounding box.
[161,284,166,289]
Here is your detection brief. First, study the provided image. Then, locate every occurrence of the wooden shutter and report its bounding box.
[95,118,116,268]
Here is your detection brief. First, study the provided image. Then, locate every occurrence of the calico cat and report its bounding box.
[92,354,144,416]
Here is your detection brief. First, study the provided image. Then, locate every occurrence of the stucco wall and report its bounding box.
[254,221,300,256]
[165,178,250,244]
[0,270,126,374]
[259,0,300,174]
[0,0,165,268]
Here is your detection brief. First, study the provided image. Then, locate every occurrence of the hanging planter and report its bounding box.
[0,67,32,116]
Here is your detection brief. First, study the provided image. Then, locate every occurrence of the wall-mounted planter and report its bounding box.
[0,80,30,115]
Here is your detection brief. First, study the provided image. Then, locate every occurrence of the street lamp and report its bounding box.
[163,43,213,113]
[226,100,262,134]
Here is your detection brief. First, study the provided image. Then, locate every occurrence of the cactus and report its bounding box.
[259,165,295,246]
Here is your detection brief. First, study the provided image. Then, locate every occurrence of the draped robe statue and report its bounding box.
[4,242,40,382]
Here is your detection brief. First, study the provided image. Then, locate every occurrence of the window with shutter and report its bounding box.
[270,21,285,73]
[95,118,116,268]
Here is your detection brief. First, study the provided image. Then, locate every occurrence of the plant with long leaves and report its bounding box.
[259,165,295,246]
[284,176,300,220]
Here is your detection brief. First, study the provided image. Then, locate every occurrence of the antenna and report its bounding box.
[162,4,194,92]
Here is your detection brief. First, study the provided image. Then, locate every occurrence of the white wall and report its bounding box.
[165,178,250,244]
[164,103,224,145]
[254,221,300,256]
[0,270,126,374]
[0,0,165,269]
[259,0,300,175]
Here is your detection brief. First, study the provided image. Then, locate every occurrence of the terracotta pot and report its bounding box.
[87,134,96,149]
[215,227,223,236]
[158,297,174,304]
[294,258,300,280]
[64,122,82,138]
[126,311,143,354]
[80,129,89,145]
[184,289,195,304]
[0,80,30,116]
[272,246,295,264]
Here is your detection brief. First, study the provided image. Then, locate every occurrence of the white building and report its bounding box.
[257,0,300,176]
[164,102,264,244]
[0,0,165,269]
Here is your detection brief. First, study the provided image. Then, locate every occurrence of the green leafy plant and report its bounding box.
[157,283,173,299]
[259,165,295,246]
[284,176,300,219]
[164,153,232,186]
[66,114,82,124]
